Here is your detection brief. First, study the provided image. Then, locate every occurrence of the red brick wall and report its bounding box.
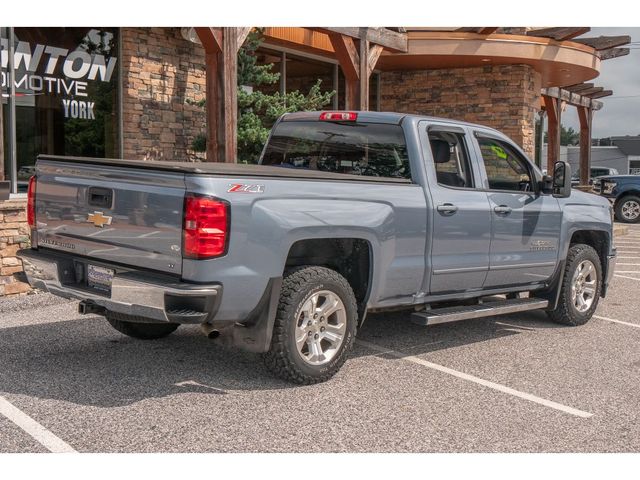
[120,28,207,161]
[0,200,31,296]
[379,64,542,158]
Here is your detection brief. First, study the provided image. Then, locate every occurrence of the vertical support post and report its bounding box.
[332,63,339,110]
[577,105,592,186]
[222,27,238,164]
[543,94,561,174]
[358,35,369,111]
[375,72,381,112]
[536,110,545,170]
[279,51,286,96]
[204,51,221,163]
[7,27,17,193]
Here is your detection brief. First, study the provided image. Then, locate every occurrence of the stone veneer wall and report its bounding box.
[120,27,207,161]
[0,200,31,296]
[379,64,542,158]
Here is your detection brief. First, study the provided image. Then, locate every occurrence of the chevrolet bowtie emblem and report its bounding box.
[87,211,112,228]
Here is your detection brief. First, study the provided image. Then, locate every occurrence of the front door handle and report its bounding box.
[437,203,459,215]
[494,205,512,215]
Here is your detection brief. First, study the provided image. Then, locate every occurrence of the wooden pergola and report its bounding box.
[529,28,630,184]
[193,27,407,163]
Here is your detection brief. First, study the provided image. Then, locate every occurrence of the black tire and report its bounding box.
[615,195,640,224]
[263,266,358,384]
[106,315,179,340]
[546,243,602,326]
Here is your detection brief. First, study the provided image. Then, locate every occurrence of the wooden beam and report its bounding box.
[359,38,369,110]
[527,27,590,41]
[314,27,407,52]
[599,47,630,60]
[236,27,252,47]
[577,106,592,186]
[587,90,613,99]
[367,44,384,76]
[543,94,561,173]
[573,35,631,50]
[579,86,604,97]
[194,27,222,53]
[565,83,594,93]
[327,33,359,80]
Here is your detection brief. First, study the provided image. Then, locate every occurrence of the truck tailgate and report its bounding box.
[35,159,186,275]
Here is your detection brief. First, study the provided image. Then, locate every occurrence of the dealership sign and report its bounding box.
[0,37,117,120]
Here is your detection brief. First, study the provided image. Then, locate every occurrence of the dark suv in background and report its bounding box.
[595,175,640,223]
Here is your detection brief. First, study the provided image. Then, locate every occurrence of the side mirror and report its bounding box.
[552,161,572,198]
[539,175,554,195]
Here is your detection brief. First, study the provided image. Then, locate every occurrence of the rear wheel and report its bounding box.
[106,315,179,340]
[263,266,357,384]
[615,195,640,223]
[547,244,602,326]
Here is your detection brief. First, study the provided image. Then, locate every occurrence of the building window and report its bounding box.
[1,27,120,192]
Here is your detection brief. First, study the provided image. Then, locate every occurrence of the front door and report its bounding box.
[424,125,492,294]
[472,134,562,288]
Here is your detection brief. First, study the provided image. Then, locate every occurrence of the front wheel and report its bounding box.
[615,195,640,224]
[263,266,358,384]
[547,243,602,326]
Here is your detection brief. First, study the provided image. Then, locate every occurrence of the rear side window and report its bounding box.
[428,131,474,188]
[261,121,411,179]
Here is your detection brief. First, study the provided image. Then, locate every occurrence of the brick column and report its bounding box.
[0,200,31,296]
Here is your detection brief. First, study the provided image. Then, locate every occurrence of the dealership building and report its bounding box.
[0,26,630,295]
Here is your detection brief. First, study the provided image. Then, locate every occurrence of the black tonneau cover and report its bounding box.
[38,155,412,184]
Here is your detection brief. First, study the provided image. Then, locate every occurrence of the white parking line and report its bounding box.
[617,263,640,266]
[594,315,640,329]
[614,271,640,273]
[615,274,640,282]
[0,396,76,453]
[356,339,593,418]
[618,257,640,259]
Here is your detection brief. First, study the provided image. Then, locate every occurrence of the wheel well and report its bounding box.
[569,230,608,275]
[285,238,371,313]
[616,191,640,205]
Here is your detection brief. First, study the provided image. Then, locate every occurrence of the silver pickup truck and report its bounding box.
[19,111,617,384]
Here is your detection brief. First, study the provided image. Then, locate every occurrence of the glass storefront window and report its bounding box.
[1,27,120,192]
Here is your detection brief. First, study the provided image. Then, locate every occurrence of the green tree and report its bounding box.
[192,29,335,163]
[538,120,581,147]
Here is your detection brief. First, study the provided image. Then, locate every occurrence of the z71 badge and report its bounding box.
[227,184,265,193]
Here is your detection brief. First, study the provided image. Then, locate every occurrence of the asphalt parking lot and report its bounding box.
[2,224,640,453]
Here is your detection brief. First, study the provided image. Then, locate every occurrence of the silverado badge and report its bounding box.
[87,211,113,228]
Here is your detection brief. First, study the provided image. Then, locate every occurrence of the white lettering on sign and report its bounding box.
[62,100,96,120]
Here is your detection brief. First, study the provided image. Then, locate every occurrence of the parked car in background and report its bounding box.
[572,166,619,186]
[594,174,640,223]
[18,111,617,384]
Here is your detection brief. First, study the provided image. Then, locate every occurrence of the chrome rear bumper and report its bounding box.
[18,249,221,323]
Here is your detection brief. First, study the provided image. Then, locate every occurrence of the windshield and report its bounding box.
[261,121,411,179]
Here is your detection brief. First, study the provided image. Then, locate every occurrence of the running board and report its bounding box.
[411,298,549,326]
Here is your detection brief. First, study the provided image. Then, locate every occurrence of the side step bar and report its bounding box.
[411,298,548,326]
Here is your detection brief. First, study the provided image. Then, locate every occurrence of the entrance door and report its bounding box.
[425,125,492,294]
[473,134,562,288]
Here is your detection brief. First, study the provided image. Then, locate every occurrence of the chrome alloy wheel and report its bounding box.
[621,200,640,221]
[294,290,347,366]
[571,260,597,313]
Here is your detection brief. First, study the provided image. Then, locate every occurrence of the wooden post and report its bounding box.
[359,35,369,110]
[195,27,251,163]
[543,94,561,173]
[577,105,592,186]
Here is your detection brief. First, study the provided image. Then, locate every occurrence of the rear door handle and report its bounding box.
[494,205,512,215]
[437,203,459,215]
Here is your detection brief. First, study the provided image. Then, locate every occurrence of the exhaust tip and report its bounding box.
[208,330,220,339]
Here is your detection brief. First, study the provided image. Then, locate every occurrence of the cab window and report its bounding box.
[477,137,534,192]
[427,131,474,188]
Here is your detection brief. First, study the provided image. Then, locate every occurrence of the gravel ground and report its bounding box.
[1,223,639,452]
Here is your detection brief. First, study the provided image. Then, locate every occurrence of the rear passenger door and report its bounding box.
[423,124,492,294]
[472,133,562,288]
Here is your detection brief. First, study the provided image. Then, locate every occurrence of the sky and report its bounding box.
[562,27,640,138]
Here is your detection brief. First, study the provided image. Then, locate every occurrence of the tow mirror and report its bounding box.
[552,161,572,198]
[539,175,554,195]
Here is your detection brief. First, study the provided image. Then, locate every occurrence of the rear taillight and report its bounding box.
[183,194,229,259]
[27,175,36,228]
[319,111,358,121]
